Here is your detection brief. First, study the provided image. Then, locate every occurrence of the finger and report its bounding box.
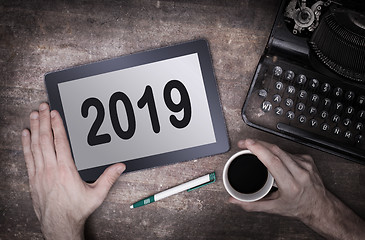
[237,139,248,149]
[257,142,305,177]
[295,154,316,172]
[256,142,317,177]
[299,154,314,163]
[242,139,294,187]
[92,163,126,200]
[291,154,323,185]
[21,129,36,180]
[29,111,44,171]
[38,103,57,168]
[50,110,74,168]
[240,139,301,175]
[229,197,279,214]
[240,139,301,174]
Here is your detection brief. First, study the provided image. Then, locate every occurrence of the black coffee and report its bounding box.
[227,154,268,194]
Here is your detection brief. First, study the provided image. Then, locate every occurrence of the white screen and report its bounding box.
[58,53,216,170]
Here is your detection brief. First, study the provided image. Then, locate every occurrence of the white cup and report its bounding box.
[223,150,276,202]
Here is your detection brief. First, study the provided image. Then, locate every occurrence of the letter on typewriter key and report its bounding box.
[311,94,319,103]
[345,91,355,101]
[296,74,307,85]
[355,135,363,144]
[297,103,305,112]
[346,107,354,115]
[310,119,318,127]
[335,102,343,112]
[309,79,319,89]
[287,86,296,95]
[273,66,283,77]
[258,89,267,98]
[334,127,341,135]
[332,114,340,123]
[321,111,329,119]
[275,82,284,91]
[343,119,351,127]
[321,123,330,131]
[359,110,365,119]
[273,94,281,103]
[323,98,331,108]
[286,111,295,119]
[356,123,363,131]
[299,90,307,99]
[345,131,352,139]
[321,83,331,93]
[262,101,272,112]
[285,70,295,80]
[334,87,343,97]
[275,107,284,115]
[309,107,317,115]
[358,95,365,105]
[285,98,294,107]
[298,115,306,123]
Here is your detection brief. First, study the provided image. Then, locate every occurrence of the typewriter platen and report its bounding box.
[242,0,365,163]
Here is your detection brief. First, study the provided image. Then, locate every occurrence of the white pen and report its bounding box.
[130,172,216,209]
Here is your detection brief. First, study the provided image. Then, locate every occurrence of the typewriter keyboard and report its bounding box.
[242,56,365,163]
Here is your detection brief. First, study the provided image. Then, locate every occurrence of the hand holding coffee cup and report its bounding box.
[223,150,276,202]
[227,139,365,240]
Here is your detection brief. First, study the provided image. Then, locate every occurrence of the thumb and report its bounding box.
[93,163,126,199]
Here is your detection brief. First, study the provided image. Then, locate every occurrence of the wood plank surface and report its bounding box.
[1,0,364,239]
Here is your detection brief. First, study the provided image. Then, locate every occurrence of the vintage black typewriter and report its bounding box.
[242,0,365,164]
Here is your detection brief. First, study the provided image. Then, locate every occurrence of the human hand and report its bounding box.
[229,139,365,239]
[229,139,325,220]
[21,103,126,240]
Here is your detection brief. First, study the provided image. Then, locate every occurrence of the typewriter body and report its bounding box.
[242,0,365,163]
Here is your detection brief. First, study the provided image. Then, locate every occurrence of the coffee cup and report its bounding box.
[223,150,276,202]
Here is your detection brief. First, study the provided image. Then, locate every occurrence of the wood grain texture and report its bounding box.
[1,0,364,239]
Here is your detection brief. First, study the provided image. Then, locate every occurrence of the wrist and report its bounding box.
[299,189,332,225]
[299,190,365,239]
[41,217,86,240]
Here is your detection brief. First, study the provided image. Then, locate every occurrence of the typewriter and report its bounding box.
[242,0,365,164]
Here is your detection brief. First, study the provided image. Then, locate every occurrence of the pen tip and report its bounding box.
[130,205,134,209]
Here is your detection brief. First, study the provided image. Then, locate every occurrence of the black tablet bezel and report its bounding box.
[45,39,230,182]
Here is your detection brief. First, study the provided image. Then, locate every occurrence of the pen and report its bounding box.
[130,172,216,209]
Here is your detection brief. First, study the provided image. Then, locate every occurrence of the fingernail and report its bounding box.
[117,165,126,175]
[22,129,29,136]
[51,110,56,118]
[30,112,39,119]
[39,103,48,111]
[237,140,245,148]
[245,139,255,146]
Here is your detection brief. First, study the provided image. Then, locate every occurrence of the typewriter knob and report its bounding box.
[284,0,325,35]
[295,7,315,29]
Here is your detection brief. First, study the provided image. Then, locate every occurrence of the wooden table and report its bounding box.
[1,0,364,239]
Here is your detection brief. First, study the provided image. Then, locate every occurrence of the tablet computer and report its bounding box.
[45,39,229,182]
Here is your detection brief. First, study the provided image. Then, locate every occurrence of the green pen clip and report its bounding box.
[187,172,216,192]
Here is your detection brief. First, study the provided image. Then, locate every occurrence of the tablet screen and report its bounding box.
[59,53,216,170]
[45,40,229,182]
